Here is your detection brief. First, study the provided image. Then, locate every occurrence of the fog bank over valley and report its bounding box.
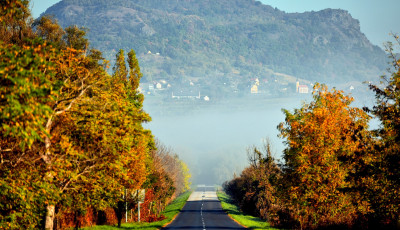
[144,84,379,185]
[145,96,311,185]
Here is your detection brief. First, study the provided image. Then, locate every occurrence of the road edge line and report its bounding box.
[225,211,249,229]
[160,212,180,229]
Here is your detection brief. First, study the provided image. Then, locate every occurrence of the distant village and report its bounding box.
[139,77,314,102]
[139,51,360,102]
[139,77,357,102]
[139,80,210,101]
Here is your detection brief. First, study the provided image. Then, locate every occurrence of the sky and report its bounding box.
[30,0,399,49]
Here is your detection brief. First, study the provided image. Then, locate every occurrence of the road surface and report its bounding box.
[162,185,246,230]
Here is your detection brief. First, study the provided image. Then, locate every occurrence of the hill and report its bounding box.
[42,0,387,97]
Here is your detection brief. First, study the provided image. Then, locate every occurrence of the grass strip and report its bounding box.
[217,191,279,230]
[82,191,191,230]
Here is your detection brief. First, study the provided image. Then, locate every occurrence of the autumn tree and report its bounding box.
[113,49,128,80]
[179,160,191,193]
[39,44,104,230]
[364,35,400,226]
[147,145,176,215]
[0,37,60,230]
[48,48,152,228]
[248,140,282,223]
[1,2,155,229]
[105,49,153,227]
[32,15,65,47]
[0,0,35,44]
[64,25,88,52]
[0,1,194,229]
[148,140,191,214]
[278,84,372,229]
[1,5,65,229]
[223,139,281,222]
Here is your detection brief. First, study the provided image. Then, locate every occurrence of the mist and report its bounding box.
[143,96,312,185]
[142,81,381,186]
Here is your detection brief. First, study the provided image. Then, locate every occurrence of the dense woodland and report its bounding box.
[0,1,190,229]
[224,58,400,228]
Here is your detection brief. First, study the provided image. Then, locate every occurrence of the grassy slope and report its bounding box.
[83,191,191,230]
[217,191,279,230]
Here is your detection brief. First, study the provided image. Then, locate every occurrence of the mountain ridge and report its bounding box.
[43,0,387,97]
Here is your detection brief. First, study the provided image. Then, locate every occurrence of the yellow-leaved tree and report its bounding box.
[1,1,154,229]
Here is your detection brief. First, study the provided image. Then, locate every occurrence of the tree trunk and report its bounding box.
[44,117,55,230]
[45,205,56,230]
[114,203,123,228]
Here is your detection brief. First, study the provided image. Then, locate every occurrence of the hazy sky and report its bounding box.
[30,0,399,49]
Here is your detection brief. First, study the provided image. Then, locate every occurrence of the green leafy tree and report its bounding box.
[365,35,400,225]
[1,3,154,229]
[64,25,88,52]
[0,2,194,229]
[0,38,59,230]
[113,49,128,80]
[128,49,142,90]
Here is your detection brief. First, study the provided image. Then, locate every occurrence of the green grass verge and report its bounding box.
[217,191,279,230]
[82,191,191,230]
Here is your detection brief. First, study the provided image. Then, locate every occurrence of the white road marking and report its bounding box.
[187,186,218,230]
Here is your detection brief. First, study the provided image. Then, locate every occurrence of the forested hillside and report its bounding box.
[43,0,387,91]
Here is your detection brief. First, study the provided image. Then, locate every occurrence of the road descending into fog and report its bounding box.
[162,185,246,230]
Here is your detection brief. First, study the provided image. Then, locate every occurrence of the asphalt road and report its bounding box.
[162,185,246,230]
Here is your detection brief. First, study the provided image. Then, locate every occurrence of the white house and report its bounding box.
[298,85,309,94]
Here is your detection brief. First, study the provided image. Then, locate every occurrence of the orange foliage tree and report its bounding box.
[278,84,373,229]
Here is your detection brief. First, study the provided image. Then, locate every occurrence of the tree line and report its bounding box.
[0,1,190,229]
[224,50,400,229]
